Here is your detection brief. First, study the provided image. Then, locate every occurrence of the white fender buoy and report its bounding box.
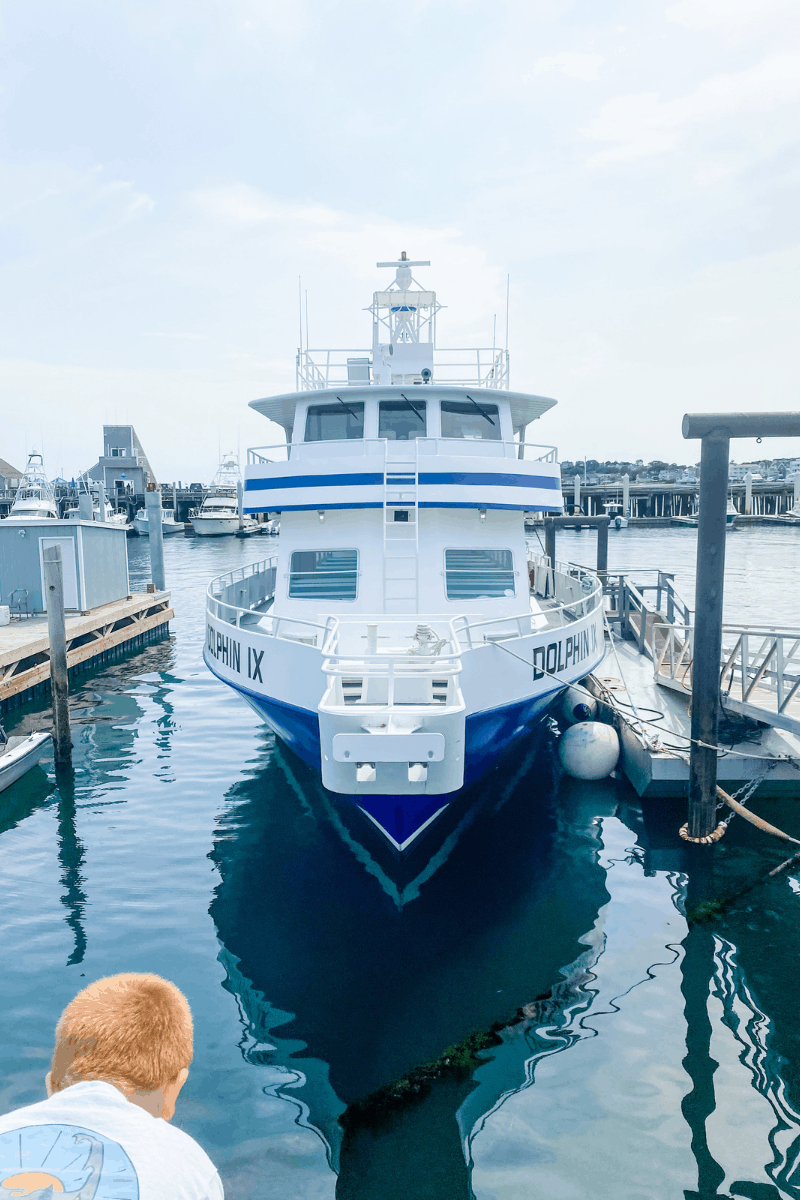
[561,686,597,720]
[558,722,620,780]
[560,684,597,725]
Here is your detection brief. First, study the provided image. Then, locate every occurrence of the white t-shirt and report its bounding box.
[0,1079,224,1199]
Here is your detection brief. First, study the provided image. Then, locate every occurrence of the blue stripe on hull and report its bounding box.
[208,658,558,847]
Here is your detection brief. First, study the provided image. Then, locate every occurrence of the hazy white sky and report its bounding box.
[1,0,798,483]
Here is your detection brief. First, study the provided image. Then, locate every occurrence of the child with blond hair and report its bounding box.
[0,973,223,1198]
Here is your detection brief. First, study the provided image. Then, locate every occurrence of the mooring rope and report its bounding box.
[716,785,800,845]
[490,631,796,764]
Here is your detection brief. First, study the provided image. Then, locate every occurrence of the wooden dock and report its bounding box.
[0,591,173,711]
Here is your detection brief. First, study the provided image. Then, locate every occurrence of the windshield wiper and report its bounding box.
[465,394,496,426]
[399,393,425,424]
[336,395,361,421]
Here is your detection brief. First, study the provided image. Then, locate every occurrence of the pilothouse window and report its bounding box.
[440,400,501,441]
[305,402,364,442]
[445,549,515,599]
[379,399,427,440]
[289,550,358,600]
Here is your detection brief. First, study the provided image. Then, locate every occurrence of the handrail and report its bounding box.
[653,620,800,733]
[206,555,602,645]
[247,438,558,465]
[295,346,511,391]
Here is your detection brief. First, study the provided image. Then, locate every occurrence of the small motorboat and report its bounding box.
[0,729,52,793]
[603,501,628,529]
[672,500,739,529]
[133,507,185,536]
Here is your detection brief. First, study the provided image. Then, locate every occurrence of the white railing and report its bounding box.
[247,438,558,466]
[320,616,464,709]
[654,622,800,734]
[206,555,602,648]
[296,347,510,391]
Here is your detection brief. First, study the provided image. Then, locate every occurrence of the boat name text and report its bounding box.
[533,626,597,681]
[206,625,263,682]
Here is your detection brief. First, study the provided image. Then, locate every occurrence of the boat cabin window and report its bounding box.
[440,400,501,441]
[378,399,427,440]
[288,550,359,600]
[305,402,364,442]
[444,549,515,600]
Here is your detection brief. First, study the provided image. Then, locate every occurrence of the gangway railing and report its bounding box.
[654,622,800,735]
[603,571,694,656]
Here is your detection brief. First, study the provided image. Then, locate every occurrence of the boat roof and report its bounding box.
[249,385,557,435]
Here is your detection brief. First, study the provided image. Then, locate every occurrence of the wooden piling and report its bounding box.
[42,545,72,765]
[145,486,166,591]
[682,409,800,840]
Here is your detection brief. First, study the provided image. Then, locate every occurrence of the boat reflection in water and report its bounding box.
[209,738,616,1195]
[209,741,798,1198]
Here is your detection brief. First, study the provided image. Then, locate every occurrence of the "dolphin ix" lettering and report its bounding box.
[532,626,598,681]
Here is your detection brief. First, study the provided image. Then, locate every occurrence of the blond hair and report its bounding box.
[49,973,193,1094]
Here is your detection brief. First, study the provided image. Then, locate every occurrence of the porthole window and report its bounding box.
[445,549,515,599]
[289,550,358,600]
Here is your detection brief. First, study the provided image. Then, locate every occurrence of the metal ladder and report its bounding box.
[382,444,419,614]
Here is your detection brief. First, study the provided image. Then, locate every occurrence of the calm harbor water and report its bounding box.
[0,524,798,1199]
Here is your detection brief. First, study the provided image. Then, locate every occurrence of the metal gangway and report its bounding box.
[603,570,800,736]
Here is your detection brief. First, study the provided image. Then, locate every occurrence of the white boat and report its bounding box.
[0,730,51,792]
[133,506,184,536]
[64,476,132,531]
[603,501,628,529]
[204,254,605,851]
[190,454,258,536]
[671,499,738,529]
[106,506,133,533]
[3,454,59,522]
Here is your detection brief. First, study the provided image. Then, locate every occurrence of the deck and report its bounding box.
[0,591,173,710]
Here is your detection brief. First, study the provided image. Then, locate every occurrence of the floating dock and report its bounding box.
[589,573,799,797]
[0,591,173,712]
[593,634,799,797]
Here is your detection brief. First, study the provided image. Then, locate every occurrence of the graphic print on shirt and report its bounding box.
[0,1124,139,1198]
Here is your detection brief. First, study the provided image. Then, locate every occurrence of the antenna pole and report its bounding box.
[505,274,510,352]
[305,289,309,352]
[298,276,303,355]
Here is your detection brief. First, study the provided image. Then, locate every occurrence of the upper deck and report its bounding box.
[245,257,562,514]
[245,386,561,513]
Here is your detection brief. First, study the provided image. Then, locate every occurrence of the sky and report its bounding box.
[0,0,798,484]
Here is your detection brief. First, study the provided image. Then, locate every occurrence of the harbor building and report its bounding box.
[86,424,157,500]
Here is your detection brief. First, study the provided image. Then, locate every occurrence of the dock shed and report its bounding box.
[0,520,129,614]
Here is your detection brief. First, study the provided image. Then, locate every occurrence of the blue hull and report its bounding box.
[212,661,559,848]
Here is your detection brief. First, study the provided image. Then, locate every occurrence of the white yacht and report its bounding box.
[133,506,184,536]
[4,454,59,521]
[205,255,605,850]
[190,453,258,536]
